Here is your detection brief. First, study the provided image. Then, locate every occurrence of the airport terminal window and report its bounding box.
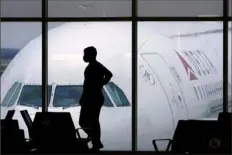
[18,85,52,107]
[2,82,20,107]
[104,82,130,107]
[52,85,114,107]
[1,1,41,17]
[2,1,229,152]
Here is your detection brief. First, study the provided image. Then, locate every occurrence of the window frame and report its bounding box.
[1,0,231,152]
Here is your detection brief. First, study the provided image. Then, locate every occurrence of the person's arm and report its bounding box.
[101,65,113,85]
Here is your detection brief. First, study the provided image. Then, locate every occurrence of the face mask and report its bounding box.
[83,55,88,62]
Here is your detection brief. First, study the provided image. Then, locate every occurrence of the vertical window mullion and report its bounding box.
[42,0,48,112]
[223,0,229,112]
[132,0,137,152]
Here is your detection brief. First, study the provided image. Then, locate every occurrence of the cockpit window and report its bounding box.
[53,85,82,108]
[52,82,130,108]
[52,85,114,107]
[13,82,129,108]
[18,85,52,108]
[2,82,22,107]
[104,82,130,107]
[8,83,22,107]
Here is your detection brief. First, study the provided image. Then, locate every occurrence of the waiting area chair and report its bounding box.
[1,110,26,154]
[153,112,231,154]
[20,110,90,154]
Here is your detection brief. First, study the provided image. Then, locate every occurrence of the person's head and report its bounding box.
[83,46,97,63]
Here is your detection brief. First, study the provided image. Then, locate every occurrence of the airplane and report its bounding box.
[1,22,231,151]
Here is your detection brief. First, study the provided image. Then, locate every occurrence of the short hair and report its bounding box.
[84,46,97,57]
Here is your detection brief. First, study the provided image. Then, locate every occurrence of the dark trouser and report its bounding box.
[79,104,102,147]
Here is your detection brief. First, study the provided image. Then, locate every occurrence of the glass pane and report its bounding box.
[137,22,223,151]
[138,0,223,17]
[48,0,131,17]
[52,85,116,108]
[1,0,41,17]
[1,82,20,107]
[229,22,232,112]
[1,22,41,139]
[104,82,130,107]
[18,85,52,108]
[48,22,132,150]
[53,85,82,108]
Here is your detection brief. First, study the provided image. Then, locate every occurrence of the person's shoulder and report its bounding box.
[95,61,104,67]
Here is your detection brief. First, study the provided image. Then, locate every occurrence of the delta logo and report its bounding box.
[175,51,198,81]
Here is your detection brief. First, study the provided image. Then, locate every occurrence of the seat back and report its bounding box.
[20,110,33,130]
[218,112,231,127]
[1,119,19,130]
[5,110,15,120]
[31,112,77,150]
[171,120,191,154]
[171,120,218,154]
[217,112,232,154]
[1,119,25,154]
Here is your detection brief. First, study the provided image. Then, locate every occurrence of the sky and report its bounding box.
[0,22,64,49]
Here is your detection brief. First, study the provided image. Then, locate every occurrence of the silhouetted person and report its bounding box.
[79,46,113,151]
